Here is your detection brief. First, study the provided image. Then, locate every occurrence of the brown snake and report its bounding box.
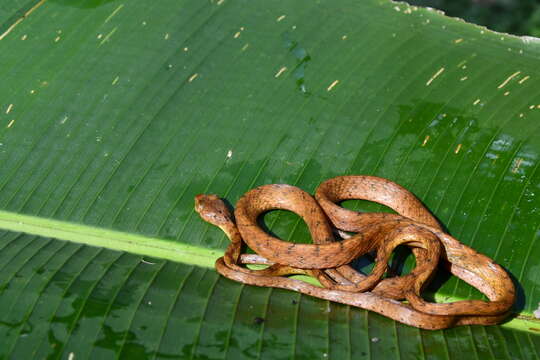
[194,175,515,329]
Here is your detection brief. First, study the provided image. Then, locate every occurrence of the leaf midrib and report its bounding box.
[0,208,538,334]
[0,209,219,268]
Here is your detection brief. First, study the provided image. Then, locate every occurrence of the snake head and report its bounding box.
[194,194,234,227]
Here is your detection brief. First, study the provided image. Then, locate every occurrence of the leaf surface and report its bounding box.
[0,0,539,358]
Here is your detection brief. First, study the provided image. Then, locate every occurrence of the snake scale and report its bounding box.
[194,175,515,329]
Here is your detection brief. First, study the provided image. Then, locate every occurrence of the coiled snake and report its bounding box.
[194,175,515,329]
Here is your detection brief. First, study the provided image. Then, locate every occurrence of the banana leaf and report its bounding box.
[0,0,539,358]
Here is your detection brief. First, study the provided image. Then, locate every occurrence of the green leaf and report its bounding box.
[0,0,539,358]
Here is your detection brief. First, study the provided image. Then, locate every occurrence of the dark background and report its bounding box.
[406,0,540,36]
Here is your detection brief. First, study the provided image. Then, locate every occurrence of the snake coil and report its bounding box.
[194,175,515,329]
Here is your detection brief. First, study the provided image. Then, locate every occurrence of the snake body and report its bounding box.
[194,175,515,329]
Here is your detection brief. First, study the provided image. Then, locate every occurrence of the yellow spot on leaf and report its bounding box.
[277,15,286,22]
[454,144,462,154]
[422,135,430,147]
[497,71,520,89]
[426,67,444,86]
[188,73,198,82]
[104,4,124,24]
[327,80,339,91]
[511,158,523,173]
[0,0,46,41]
[275,67,287,78]
[99,27,117,46]
[519,75,530,84]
